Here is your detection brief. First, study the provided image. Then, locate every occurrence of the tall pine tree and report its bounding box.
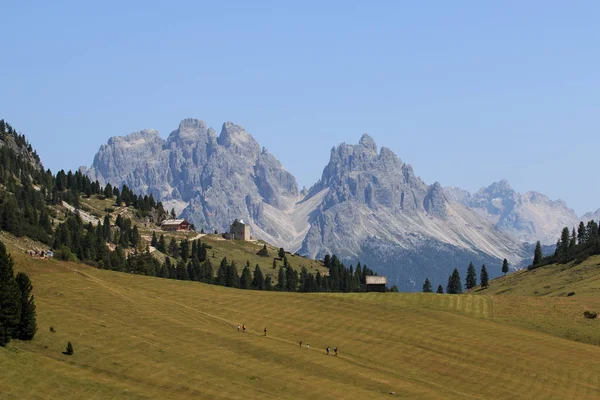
[446,268,462,294]
[422,278,432,293]
[533,241,543,266]
[480,264,489,288]
[15,272,37,340]
[0,241,21,346]
[502,258,509,275]
[465,262,477,290]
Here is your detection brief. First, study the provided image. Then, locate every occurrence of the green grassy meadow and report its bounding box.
[2,241,600,399]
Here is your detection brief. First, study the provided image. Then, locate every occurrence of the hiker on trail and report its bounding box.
[299,340,302,348]
[264,327,267,336]
[237,324,240,332]
[334,347,338,356]
[326,346,330,355]
[242,324,246,333]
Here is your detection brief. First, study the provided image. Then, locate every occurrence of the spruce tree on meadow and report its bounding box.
[15,272,37,340]
[151,232,158,247]
[264,275,273,291]
[465,262,477,290]
[252,265,265,290]
[0,241,21,346]
[436,285,444,294]
[422,278,432,293]
[533,241,543,265]
[272,258,277,270]
[240,265,252,289]
[480,264,489,288]
[446,268,462,294]
[502,258,509,275]
[278,247,285,259]
[277,266,287,290]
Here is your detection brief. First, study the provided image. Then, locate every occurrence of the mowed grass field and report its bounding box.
[477,255,600,345]
[2,248,600,399]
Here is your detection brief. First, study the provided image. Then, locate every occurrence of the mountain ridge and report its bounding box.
[83,118,595,290]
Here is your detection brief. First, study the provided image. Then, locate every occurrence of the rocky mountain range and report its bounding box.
[444,181,587,245]
[84,118,598,290]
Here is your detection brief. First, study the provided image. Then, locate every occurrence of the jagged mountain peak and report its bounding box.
[106,128,162,146]
[166,118,214,147]
[359,133,377,152]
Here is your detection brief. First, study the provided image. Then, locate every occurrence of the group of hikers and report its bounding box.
[235,325,339,357]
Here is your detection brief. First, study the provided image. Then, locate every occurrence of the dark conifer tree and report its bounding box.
[176,260,189,280]
[15,272,37,340]
[272,258,277,269]
[436,285,444,294]
[533,241,543,265]
[65,341,74,355]
[131,225,141,248]
[577,222,587,245]
[225,261,239,288]
[278,247,285,259]
[422,278,432,293]
[277,266,287,290]
[103,215,112,242]
[285,264,298,291]
[570,227,577,248]
[264,275,273,291]
[169,237,179,258]
[560,227,571,254]
[240,265,252,289]
[180,239,190,262]
[480,264,489,288]
[151,232,158,247]
[465,262,477,290]
[252,265,265,290]
[158,234,166,253]
[216,257,228,285]
[0,241,21,346]
[502,258,509,275]
[446,268,462,294]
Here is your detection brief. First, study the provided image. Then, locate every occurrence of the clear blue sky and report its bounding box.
[1,1,598,214]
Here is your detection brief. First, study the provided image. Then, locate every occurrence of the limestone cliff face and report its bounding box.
[85,119,299,244]
[299,136,526,290]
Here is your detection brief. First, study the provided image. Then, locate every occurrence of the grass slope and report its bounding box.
[2,242,600,399]
[476,255,600,346]
[77,195,326,281]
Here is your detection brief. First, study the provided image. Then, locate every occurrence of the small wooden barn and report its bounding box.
[160,219,191,231]
[364,276,388,292]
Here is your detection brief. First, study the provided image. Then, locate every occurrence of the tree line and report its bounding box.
[114,238,381,293]
[422,260,498,294]
[529,220,600,269]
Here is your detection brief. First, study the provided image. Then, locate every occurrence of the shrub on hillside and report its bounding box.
[567,292,575,297]
[104,207,115,213]
[64,341,74,355]
[54,246,77,262]
[257,244,269,257]
[583,311,598,319]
